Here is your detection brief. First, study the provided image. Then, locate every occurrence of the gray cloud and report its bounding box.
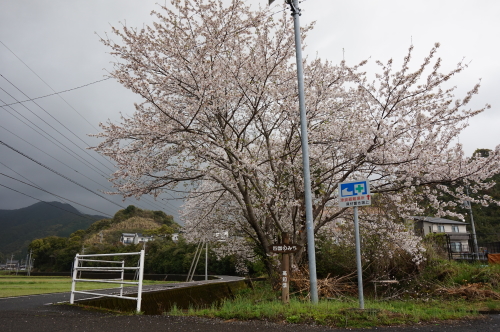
[1,0,498,221]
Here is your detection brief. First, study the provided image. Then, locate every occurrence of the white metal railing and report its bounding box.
[70,250,145,312]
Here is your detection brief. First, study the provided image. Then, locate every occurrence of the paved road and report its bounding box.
[0,275,243,311]
[1,276,500,331]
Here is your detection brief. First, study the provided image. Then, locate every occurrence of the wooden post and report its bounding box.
[282,232,290,304]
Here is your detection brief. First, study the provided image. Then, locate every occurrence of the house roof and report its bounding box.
[136,234,153,238]
[409,216,468,225]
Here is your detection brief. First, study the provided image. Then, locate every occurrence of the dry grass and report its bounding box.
[434,283,500,300]
[84,217,161,245]
[290,267,358,299]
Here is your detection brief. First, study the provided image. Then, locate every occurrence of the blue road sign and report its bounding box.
[338,180,371,207]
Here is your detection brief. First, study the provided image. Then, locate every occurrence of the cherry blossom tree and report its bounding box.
[94,0,500,274]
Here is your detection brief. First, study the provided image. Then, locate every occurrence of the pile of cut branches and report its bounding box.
[434,283,500,300]
[289,267,357,299]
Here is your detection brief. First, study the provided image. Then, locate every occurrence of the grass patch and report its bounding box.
[0,274,176,298]
[166,281,498,328]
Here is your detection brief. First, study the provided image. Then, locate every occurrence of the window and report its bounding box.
[452,226,459,233]
[451,242,462,252]
[437,225,445,232]
[428,226,432,234]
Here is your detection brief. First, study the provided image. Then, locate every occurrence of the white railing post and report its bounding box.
[136,249,145,312]
[120,260,125,297]
[70,254,79,304]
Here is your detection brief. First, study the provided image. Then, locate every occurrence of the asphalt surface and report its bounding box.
[1,277,500,331]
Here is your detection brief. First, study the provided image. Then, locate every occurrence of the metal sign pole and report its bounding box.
[288,0,319,305]
[353,206,364,309]
[465,186,480,260]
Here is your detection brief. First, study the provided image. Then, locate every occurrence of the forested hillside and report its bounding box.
[0,202,105,259]
[28,205,241,276]
[461,149,500,244]
[470,172,500,244]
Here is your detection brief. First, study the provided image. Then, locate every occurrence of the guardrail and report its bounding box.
[70,250,145,312]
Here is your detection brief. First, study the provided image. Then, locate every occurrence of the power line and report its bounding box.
[0,122,177,215]
[0,74,116,171]
[0,140,126,209]
[0,5,292,218]
[0,160,66,206]
[0,97,110,178]
[0,77,112,108]
[0,172,113,218]
[0,40,102,132]
[0,123,109,184]
[0,183,104,222]
[0,79,177,214]
[0,135,177,213]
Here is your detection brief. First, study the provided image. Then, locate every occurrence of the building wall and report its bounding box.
[420,221,467,236]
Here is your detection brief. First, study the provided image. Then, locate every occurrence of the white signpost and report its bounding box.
[339,180,371,309]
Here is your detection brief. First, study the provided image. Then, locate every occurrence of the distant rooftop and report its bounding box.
[409,216,468,225]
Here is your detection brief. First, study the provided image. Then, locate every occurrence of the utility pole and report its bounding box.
[270,0,319,304]
[27,250,32,276]
[465,186,480,260]
[205,241,208,281]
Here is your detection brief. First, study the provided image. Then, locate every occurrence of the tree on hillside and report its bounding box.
[94,0,500,273]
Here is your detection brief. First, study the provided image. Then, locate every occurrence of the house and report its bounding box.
[214,231,229,241]
[172,233,179,242]
[120,233,154,245]
[120,233,136,244]
[410,216,471,253]
[6,259,20,270]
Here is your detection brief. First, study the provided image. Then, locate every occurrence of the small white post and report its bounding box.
[136,249,145,312]
[70,254,79,304]
[120,260,125,297]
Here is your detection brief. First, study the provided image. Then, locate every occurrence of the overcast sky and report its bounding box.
[1,0,499,222]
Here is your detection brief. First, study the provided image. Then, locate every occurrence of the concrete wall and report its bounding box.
[75,279,253,315]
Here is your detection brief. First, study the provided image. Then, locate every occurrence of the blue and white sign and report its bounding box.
[338,179,371,208]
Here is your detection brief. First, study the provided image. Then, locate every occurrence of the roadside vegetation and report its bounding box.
[167,260,500,328]
[22,206,240,276]
[0,274,174,298]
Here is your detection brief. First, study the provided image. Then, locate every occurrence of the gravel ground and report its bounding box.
[2,276,500,331]
[1,303,500,332]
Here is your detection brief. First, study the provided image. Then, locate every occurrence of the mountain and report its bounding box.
[28,205,178,272]
[0,201,106,258]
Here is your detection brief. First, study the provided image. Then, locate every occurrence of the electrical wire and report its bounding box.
[0,128,178,215]
[0,96,179,214]
[0,122,178,215]
[0,3,296,218]
[0,124,110,186]
[0,160,67,206]
[0,77,112,108]
[0,75,116,171]
[0,97,110,178]
[0,172,113,218]
[0,140,126,209]
[0,40,102,132]
[0,183,105,222]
